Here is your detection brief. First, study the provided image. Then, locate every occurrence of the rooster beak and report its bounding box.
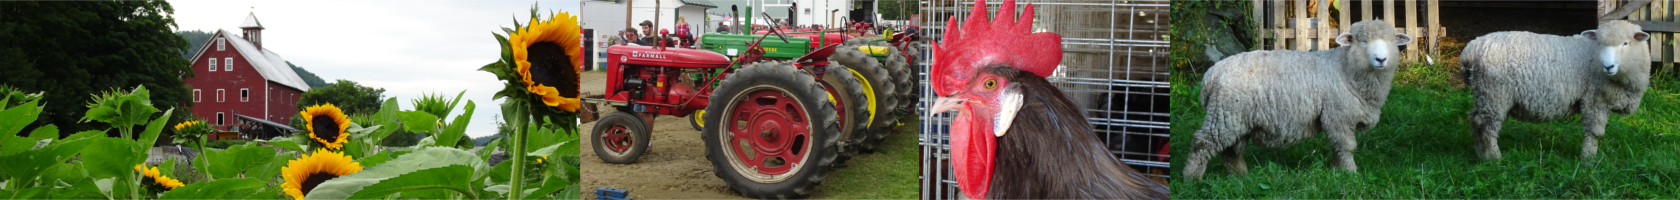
[931,96,969,116]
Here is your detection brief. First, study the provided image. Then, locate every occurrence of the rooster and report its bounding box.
[928,0,1170,199]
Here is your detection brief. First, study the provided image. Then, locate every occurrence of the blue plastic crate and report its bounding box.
[593,187,628,198]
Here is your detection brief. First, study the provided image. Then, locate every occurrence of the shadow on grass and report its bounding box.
[1169,75,1680,199]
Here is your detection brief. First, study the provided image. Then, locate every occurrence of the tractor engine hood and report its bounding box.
[606,45,733,69]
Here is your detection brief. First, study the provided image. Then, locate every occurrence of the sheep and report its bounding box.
[1459,20,1651,161]
[1184,20,1412,181]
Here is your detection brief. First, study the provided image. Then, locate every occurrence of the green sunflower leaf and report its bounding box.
[76,137,142,179]
[135,108,173,153]
[396,111,438,137]
[435,101,474,149]
[369,98,402,144]
[0,98,41,136]
[258,138,306,153]
[204,143,279,180]
[157,178,265,199]
[303,147,486,200]
[25,124,55,141]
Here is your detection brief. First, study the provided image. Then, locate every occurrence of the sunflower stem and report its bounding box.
[193,140,214,181]
[509,110,528,200]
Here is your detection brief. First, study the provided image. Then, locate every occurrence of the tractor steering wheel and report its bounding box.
[759,12,790,43]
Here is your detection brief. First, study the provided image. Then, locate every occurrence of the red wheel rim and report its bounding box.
[820,82,847,133]
[602,126,633,153]
[725,89,811,176]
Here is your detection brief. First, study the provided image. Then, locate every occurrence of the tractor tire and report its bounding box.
[801,64,869,163]
[830,45,899,152]
[703,61,841,199]
[842,37,881,46]
[879,45,916,113]
[592,111,651,164]
[688,110,705,132]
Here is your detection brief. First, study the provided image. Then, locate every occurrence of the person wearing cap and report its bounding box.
[638,20,658,45]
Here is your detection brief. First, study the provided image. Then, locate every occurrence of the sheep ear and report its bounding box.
[1335,32,1354,46]
[1394,33,1413,45]
[1633,31,1650,42]
[1582,30,1599,41]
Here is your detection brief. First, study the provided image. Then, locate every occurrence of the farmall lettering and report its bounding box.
[630,51,668,59]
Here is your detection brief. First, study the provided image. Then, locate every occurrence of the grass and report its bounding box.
[812,115,921,199]
[1169,63,1680,198]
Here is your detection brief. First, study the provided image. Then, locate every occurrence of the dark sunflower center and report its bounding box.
[310,115,339,141]
[527,41,579,98]
[300,172,337,195]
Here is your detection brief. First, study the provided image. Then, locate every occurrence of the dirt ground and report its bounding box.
[577,70,918,199]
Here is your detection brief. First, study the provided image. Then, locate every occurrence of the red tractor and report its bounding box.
[580,9,906,198]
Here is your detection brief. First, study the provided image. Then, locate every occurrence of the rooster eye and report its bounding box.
[983,78,997,89]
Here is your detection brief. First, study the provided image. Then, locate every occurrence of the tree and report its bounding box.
[295,79,385,115]
[287,61,331,89]
[0,1,196,136]
[175,29,214,59]
[877,0,920,21]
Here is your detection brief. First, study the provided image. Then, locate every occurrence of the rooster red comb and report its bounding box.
[931,0,1063,97]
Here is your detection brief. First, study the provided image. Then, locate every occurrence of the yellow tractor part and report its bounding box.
[849,68,877,126]
[856,46,890,55]
[692,109,706,128]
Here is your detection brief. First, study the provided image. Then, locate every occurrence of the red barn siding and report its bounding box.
[183,33,304,131]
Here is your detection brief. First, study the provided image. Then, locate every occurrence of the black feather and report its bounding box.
[980,66,1170,199]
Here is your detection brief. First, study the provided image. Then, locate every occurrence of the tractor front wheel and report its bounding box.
[703,61,840,198]
[592,111,651,164]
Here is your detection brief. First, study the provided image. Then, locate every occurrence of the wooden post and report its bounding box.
[1384,0,1394,23]
[1429,0,1440,57]
[1255,0,1265,49]
[1362,0,1372,21]
[1297,0,1309,51]
[1276,0,1286,50]
[1405,0,1417,61]
[1318,0,1331,50]
[1340,0,1351,37]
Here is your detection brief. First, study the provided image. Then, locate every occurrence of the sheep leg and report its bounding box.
[1220,140,1248,176]
[1580,110,1609,161]
[1326,125,1358,172]
[1186,125,1239,181]
[1469,105,1508,160]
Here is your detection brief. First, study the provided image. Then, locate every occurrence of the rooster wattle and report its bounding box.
[928,0,1170,199]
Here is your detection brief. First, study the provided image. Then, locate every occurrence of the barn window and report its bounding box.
[224,57,233,71]
[240,88,249,102]
[217,38,225,51]
[209,58,218,71]
[193,89,201,102]
[216,112,225,125]
[217,89,225,102]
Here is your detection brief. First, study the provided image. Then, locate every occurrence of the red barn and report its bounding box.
[182,13,310,139]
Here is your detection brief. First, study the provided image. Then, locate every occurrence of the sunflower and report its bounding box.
[300,104,351,150]
[281,149,364,200]
[172,120,199,131]
[508,12,583,112]
[134,164,185,190]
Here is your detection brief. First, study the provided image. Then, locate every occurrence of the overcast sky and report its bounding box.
[172,0,583,138]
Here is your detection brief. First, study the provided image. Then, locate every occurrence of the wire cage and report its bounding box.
[916,0,1170,199]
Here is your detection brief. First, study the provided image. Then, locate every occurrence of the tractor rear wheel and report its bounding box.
[592,111,651,164]
[703,61,840,198]
[830,45,897,152]
[802,64,868,163]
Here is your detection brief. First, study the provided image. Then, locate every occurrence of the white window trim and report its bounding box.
[240,88,249,102]
[224,57,233,71]
[216,112,225,125]
[193,89,201,102]
[209,58,218,71]
[216,89,225,102]
[217,38,225,51]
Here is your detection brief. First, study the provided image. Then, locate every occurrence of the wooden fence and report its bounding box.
[1602,0,1680,67]
[1252,0,1444,62]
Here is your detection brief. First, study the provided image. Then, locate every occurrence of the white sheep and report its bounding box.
[1459,20,1651,161]
[1184,20,1412,181]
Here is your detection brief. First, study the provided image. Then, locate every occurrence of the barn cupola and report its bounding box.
[239,12,265,50]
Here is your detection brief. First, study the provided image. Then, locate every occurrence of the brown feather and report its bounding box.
[980,66,1170,199]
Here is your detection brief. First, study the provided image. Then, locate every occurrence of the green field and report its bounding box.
[1169,63,1680,198]
[812,115,921,199]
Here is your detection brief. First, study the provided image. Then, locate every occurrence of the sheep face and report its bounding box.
[1335,21,1412,70]
[1582,21,1651,76]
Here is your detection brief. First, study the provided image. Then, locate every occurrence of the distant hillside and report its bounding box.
[176,30,215,59]
[287,61,331,89]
